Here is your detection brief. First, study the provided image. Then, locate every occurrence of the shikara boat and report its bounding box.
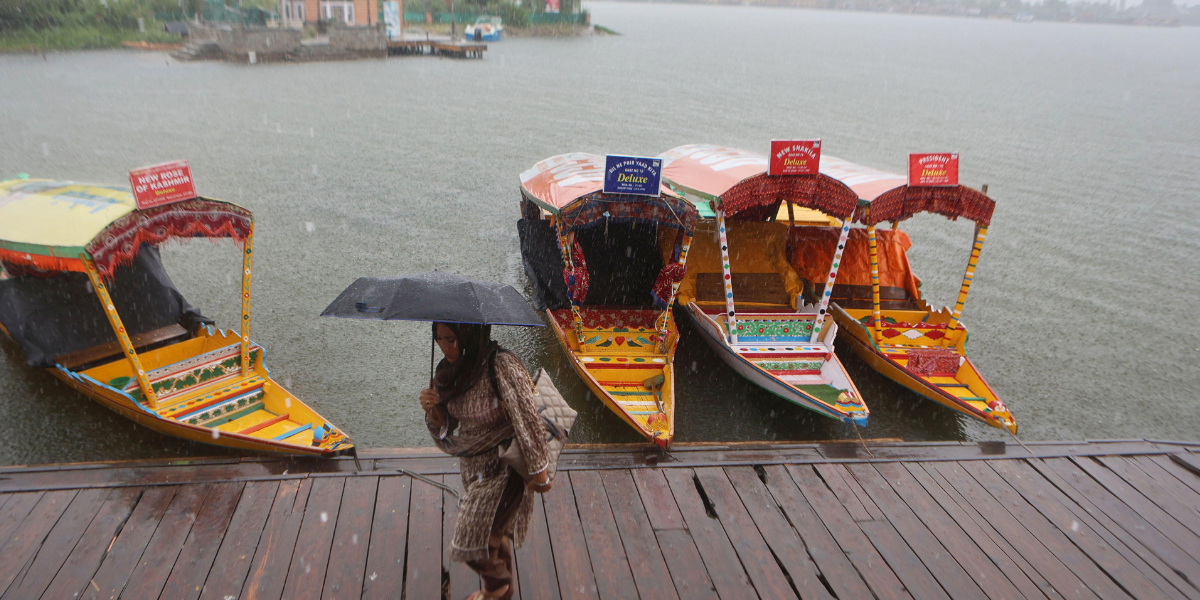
[518,153,699,448]
[0,178,354,455]
[787,159,1017,433]
[658,145,869,427]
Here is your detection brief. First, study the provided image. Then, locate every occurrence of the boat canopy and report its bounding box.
[858,185,995,226]
[0,179,253,278]
[519,153,697,235]
[658,144,859,220]
[817,155,908,202]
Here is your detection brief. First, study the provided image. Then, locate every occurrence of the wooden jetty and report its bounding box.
[0,439,1197,599]
[388,39,487,59]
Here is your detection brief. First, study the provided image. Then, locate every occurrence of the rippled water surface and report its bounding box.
[1,4,1198,465]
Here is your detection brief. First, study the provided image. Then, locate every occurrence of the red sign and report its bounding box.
[769,140,821,176]
[909,153,959,187]
[129,160,197,210]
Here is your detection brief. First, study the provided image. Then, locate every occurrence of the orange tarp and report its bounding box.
[668,220,801,308]
[787,227,922,301]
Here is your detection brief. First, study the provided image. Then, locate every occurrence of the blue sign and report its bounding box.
[603,155,663,197]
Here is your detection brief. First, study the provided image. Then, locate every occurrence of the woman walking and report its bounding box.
[419,322,551,600]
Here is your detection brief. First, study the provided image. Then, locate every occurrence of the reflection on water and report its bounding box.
[0,2,1197,464]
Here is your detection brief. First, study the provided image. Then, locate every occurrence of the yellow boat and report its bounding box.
[0,177,354,455]
[658,145,869,426]
[518,154,699,449]
[788,157,1017,433]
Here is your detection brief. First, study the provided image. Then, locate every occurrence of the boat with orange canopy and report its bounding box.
[787,157,1017,433]
[0,174,354,455]
[658,144,869,426]
[518,153,698,448]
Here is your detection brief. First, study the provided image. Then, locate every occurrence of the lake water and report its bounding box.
[1,3,1198,465]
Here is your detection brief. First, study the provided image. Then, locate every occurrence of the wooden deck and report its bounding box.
[387,39,487,59]
[0,439,1197,599]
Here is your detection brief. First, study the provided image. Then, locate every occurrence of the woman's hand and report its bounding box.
[419,388,438,411]
[527,470,552,493]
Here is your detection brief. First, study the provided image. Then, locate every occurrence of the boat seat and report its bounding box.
[55,324,191,371]
[803,280,920,311]
[695,272,793,311]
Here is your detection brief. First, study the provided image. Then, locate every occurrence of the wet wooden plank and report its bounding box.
[724,466,831,600]
[2,488,108,600]
[361,476,411,600]
[1129,456,1200,511]
[853,463,999,600]
[1038,457,1200,591]
[1073,456,1200,560]
[241,479,313,600]
[814,463,883,521]
[404,476,443,600]
[569,471,639,600]
[902,463,1052,600]
[119,484,210,600]
[320,476,376,600]
[930,461,1102,600]
[514,491,560,600]
[0,493,45,550]
[80,485,178,600]
[1006,460,1195,600]
[1149,455,1200,497]
[786,464,914,600]
[194,481,278,600]
[662,468,758,599]
[984,460,1171,600]
[1098,456,1200,537]
[158,480,247,600]
[0,490,78,596]
[653,529,717,600]
[599,469,683,600]
[441,474,478,600]
[542,471,599,599]
[281,477,346,600]
[39,487,140,600]
[693,467,800,599]
[631,468,686,531]
[758,464,874,600]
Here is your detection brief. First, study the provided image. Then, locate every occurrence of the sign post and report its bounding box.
[603,155,663,197]
[908,153,959,187]
[769,140,821,176]
[129,160,198,210]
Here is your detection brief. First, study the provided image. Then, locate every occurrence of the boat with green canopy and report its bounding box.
[0,173,354,456]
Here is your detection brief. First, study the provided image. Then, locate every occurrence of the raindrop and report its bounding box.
[211,428,220,439]
[370,573,377,581]
[320,511,328,523]
[305,222,316,233]
[285,397,292,408]
[311,164,319,175]
[276,123,282,133]
[1070,521,1079,532]
[41,142,49,157]
[309,127,315,138]
[352,534,358,545]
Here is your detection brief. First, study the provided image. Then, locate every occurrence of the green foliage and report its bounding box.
[487,1,527,27]
[0,0,187,50]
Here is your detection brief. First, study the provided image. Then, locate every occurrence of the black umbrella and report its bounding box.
[320,271,545,377]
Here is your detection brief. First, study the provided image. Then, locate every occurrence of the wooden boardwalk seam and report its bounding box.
[0,440,1194,599]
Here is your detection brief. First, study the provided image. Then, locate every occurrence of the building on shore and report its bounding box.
[279,0,383,27]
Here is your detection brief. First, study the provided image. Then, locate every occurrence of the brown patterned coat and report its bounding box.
[427,351,550,562]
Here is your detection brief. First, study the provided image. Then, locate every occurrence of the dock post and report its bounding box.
[240,223,255,375]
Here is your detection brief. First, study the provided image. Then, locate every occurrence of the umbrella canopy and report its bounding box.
[320,271,544,327]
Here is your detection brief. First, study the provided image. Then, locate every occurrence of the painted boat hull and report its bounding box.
[4,325,354,456]
[686,303,868,426]
[546,309,676,449]
[831,304,1016,433]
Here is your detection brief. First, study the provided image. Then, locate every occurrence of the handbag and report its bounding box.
[489,351,576,482]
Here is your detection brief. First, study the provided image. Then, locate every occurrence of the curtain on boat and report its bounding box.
[0,246,211,368]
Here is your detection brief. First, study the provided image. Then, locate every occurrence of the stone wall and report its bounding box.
[329,22,386,52]
[216,26,302,55]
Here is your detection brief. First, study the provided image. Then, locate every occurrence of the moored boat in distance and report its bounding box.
[659,144,869,427]
[464,16,503,41]
[790,156,1017,433]
[0,174,354,455]
[518,153,698,448]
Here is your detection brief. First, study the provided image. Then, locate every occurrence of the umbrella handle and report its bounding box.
[430,333,436,382]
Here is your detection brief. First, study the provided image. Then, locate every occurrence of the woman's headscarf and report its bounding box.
[432,322,499,404]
